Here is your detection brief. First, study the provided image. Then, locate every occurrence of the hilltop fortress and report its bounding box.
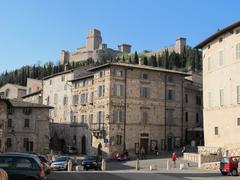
[60,29,131,64]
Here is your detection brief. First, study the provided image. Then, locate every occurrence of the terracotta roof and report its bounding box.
[195,21,240,49]
[0,98,52,108]
[0,83,27,90]
[88,62,190,76]
[42,70,73,80]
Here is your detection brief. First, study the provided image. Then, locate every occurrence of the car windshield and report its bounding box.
[54,157,67,162]
[85,156,96,160]
[220,157,229,164]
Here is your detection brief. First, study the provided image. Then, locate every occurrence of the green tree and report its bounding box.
[134,51,139,64]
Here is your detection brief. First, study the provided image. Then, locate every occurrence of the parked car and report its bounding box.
[220,156,240,176]
[114,151,129,161]
[50,156,72,171]
[0,153,47,180]
[81,156,101,170]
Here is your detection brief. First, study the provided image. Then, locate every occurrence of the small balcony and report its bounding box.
[89,123,105,138]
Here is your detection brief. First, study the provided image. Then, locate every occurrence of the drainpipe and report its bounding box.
[181,79,184,145]
[123,68,127,152]
[164,74,167,151]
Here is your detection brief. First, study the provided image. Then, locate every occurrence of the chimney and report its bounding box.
[64,64,69,71]
[139,57,144,65]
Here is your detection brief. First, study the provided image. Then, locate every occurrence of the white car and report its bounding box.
[50,156,71,171]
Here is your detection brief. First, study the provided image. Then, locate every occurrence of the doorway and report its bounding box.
[81,136,86,154]
[167,136,173,151]
[140,138,149,154]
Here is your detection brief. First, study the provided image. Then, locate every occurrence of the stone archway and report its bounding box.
[81,136,86,154]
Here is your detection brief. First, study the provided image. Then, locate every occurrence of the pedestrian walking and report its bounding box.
[171,152,177,168]
[181,146,186,156]
[154,144,159,156]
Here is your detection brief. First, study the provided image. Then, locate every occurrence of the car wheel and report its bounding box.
[231,169,238,176]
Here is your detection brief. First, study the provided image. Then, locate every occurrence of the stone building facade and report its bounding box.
[0,98,51,154]
[195,21,240,150]
[60,29,131,64]
[40,62,202,156]
[0,83,26,100]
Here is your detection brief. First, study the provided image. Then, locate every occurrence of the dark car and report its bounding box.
[0,153,47,180]
[81,156,101,170]
[220,156,240,176]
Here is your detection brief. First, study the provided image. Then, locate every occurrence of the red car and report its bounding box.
[220,156,240,176]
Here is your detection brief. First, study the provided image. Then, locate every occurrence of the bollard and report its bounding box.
[68,160,73,172]
[101,159,106,171]
[150,165,153,171]
[166,159,169,170]
[136,158,140,170]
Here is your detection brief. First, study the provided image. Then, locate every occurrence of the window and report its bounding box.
[97,111,104,130]
[7,108,14,114]
[80,93,88,104]
[28,88,32,94]
[115,70,124,77]
[54,94,58,105]
[237,86,240,104]
[7,119,12,128]
[72,115,77,123]
[207,57,211,71]
[185,94,188,103]
[196,113,199,123]
[6,138,12,148]
[24,119,30,128]
[82,80,86,87]
[208,92,212,107]
[167,89,175,100]
[72,95,79,105]
[46,96,50,105]
[97,85,105,97]
[99,71,104,78]
[80,115,86,124]
[23,108,32,115]
[237,118,240,126]
[185,112,188,122]
[141,73,148,80]
[113,110,124,123]
[113,84,124,96]
[236,43,240,60]
[140,87,150,98]
[167,76,173,83]
[220,89,224,106]
[219,50,224,66]
[61,75,65,82]
[214,127,219,135]
[49,80,52,85]
[63,97,68,105]
[15,158,33,169]
[116,135,122,145]
[196,95,202,105]
[142,111,148,124]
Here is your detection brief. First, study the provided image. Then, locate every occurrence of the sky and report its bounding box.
[0,0,239,73]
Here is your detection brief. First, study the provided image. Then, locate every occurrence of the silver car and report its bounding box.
[50,156,71,171]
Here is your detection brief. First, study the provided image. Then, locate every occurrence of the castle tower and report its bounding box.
[175,37,186,54]
[86,29,102,51]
